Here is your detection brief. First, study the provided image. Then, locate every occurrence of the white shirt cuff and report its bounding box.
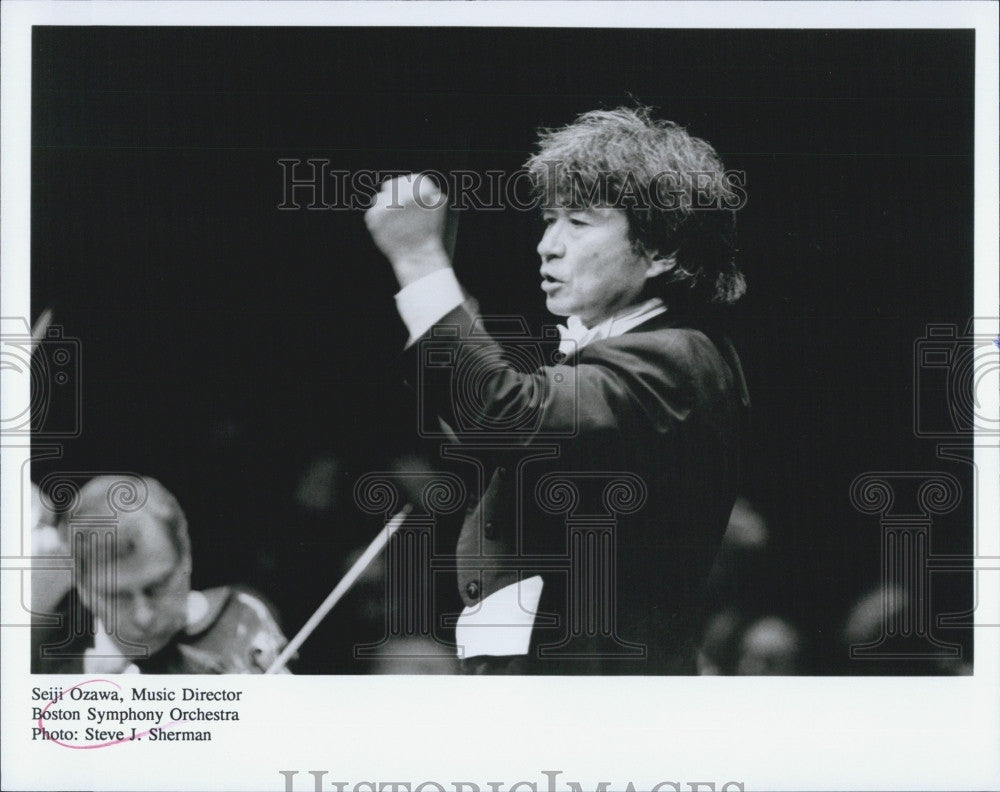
[454,575,543,658]
[394,268,466,345]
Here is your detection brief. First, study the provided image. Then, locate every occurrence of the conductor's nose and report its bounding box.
[537,222,565,261]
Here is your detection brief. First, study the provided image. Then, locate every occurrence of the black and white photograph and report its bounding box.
[2,2,997,791]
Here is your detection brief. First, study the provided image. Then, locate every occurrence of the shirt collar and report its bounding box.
[557,297,667,357]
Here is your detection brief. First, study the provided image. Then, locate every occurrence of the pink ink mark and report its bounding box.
[37,678,185,749]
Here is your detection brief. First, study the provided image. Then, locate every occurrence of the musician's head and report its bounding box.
[71,476,192,656]
[525,106,745,323]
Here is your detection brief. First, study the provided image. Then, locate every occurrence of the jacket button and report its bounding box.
[484,520,496,539]
[465,581,480,600]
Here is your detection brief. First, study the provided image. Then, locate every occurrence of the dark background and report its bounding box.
[31,27,975,673]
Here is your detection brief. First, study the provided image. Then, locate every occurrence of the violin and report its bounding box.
[31,586,291,674]
[145,586,291,674]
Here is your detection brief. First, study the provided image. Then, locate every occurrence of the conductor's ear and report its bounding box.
[644,252,677,279]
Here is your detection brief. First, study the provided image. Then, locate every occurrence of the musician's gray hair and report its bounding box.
[67,476,191,580]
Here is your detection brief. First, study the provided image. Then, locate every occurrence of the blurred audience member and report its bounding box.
[843,584,905,649]
[841,584,971,675]
[705,497,770,610]
[724,497,770,549]
[696,608,743,675]
[293,454,343,515]
[368,637,460,675]
[736,615,804,675]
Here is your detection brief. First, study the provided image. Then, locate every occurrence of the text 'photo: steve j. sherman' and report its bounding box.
[30,683,246,746]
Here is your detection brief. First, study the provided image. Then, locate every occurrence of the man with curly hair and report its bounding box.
[366,106,749,674]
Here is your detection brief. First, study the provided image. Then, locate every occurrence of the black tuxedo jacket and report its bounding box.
[406,302,749,674]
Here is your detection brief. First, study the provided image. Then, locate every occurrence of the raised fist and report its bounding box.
[364,173,451,288]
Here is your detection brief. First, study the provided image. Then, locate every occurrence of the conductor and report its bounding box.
[365,106,750,674]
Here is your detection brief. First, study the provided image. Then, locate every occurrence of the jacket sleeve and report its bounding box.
[402,302,729,445]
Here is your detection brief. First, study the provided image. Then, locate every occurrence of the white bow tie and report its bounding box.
[557,316,608,357]
[556,299,668,359]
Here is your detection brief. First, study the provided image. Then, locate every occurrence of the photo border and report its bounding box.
[2,3,998,791]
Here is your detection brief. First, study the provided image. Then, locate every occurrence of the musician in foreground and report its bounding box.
[31,476,289,674]
[365,106,750,674]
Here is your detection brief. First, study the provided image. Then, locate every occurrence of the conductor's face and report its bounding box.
[538,206,669,327]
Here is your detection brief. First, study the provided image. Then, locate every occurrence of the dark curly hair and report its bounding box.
[524,106,746,308]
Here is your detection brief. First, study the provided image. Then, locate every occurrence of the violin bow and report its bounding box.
[264,504,412,673]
